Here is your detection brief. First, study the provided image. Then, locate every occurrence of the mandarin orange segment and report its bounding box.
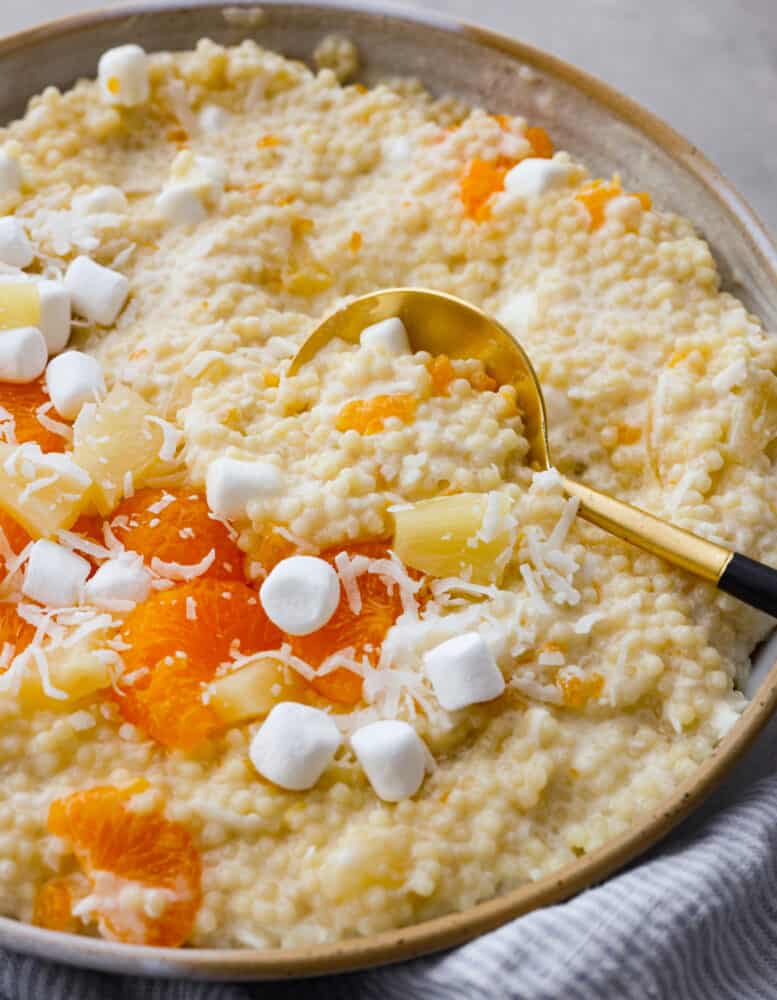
[290,541,408,707]
[428,355,455,396]
[525,126,554,159]
[47,785,202,947]
[0,602,35,663]
[253,524,300,576]
[428,356,498,396]
[118,579,283,749]
[460,156,517,222]
[125,656,224,751]
[32,873,89,933]
[0,378,69,453]
[335,394,417,436]
[557,672,604,709]
[110,488,245,581]
[575,177,652,230]
[0,508,30,579]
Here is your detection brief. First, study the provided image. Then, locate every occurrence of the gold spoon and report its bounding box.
[289,287,777,617]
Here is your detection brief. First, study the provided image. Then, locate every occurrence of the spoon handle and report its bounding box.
[561,477,777,617]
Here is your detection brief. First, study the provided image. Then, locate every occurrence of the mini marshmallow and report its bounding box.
[98,44,150,107]
[259,556,341,636]
[0,152,22,195]
[206,457,283,520]
[360,317,410,355]
[64,256,129,326]
[0,217,33,268]
[503,158,574,199]
[45,350,105,420]
[37,280,72,355]
[198,104,230,132]
[72,185,128,215]
[84,552,152,608]
[23,540,90,607]
[351,720,428,802]
[0,327,47,383]
[155,183,208,226]
[249,702,342,790]
[424,632,505,711]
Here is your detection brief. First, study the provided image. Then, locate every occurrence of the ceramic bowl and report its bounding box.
[1,1,776,979]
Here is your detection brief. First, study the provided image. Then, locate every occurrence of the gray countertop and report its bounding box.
[4,0,776,233]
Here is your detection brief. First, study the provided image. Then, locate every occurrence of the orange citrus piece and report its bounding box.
[118,579,283,749]
[460,156,517,222]
[253,524,300,577]
[290,542,409,706]
[428,355,455,395]
[0,602,35,664]
[32,873,90,933]
[525,126,554,158]
[0,377,69,453]
[576,177,652,230]
[427,356,498,396]
[109,488,245,581]
[47,784,202,947]
[336,394,417,435]
[0,508,30,579]
[557,672,604,708]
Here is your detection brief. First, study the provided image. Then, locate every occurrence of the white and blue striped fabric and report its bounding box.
[3,709,777,1000]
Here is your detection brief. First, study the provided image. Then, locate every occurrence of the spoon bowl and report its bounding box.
[290,287,777,617]
[289,288,551,469]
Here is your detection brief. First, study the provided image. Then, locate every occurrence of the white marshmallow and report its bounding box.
[64,256,129,326]
[97,44,150,107]
[259,556,341,636]
[198,104,230,132]
[37,280,72,355]
[503,158,574,199]
[205,457,283,520]
[155,183,207,226]
[84,552,152,609]
[0,152,22,195]
[0,327,47,383]
[45,350,105,420]
[249,702,342,790]
[351,720,428,802]
[0,217,33,268]
[72,185,128,215]
[424,632,505,711]
[360,317,410,355]
[23,540,90,607]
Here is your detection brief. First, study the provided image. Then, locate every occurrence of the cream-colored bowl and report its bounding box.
[1,0,777,980]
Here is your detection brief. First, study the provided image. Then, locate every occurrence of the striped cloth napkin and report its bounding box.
[3,710,777,1000]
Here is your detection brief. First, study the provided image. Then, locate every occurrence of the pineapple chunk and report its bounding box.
[0,281,40,330]
[72,384,181,515]
[0,441,92,537]
[392,491,516,584]
[208,657,307,724]
[16,633,114,711]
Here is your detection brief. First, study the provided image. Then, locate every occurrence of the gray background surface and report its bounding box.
[2,0,775,232]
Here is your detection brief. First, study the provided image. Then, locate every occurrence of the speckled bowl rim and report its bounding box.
[1,0,777,981]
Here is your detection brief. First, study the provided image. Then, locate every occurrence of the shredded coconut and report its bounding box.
[151,548,215,582]
[143,416,182,462]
